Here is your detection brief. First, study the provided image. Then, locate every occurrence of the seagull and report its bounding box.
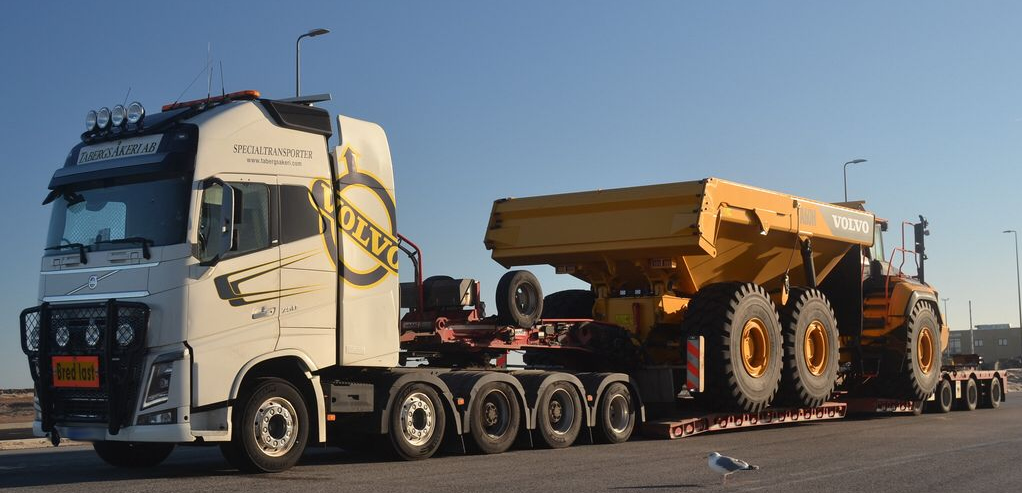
[708,451,760,485]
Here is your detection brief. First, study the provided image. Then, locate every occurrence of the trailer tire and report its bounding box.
[221,377,309,473]
[468,382,521,454]
[958,378,978,411]
[496,270,543,327]
[901,303,942,400]
[682,283,782,413]
[541,290,595,319]
[926,378,953,413]
[594,382,636,444]
[535,381,583,448]
[777,288,839,408]
[982,378,1002,409]
[388,383,446,460]
[93,441,174,468]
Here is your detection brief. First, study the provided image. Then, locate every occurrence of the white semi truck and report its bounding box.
[21,90,1003,473]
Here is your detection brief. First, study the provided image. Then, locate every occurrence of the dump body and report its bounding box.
[485,177,875,296]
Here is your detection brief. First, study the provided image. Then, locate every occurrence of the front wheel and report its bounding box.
[221,378,309,473]
[93,441,174,468]
[901,302,941,400]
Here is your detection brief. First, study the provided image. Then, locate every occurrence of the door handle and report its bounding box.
[251,306,275,319]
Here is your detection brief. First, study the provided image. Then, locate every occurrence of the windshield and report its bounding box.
[46,175,191,253]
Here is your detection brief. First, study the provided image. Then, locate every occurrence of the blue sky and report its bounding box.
[2,1,1022,388]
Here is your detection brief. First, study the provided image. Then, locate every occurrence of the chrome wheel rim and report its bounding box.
[254,397,299,457]
[400,392,435,447]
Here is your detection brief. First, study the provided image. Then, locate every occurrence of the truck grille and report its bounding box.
[20,301,149,433]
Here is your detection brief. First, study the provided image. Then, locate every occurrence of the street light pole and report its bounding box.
[1004,230,1022,331]
[296,28,330,97]
[842,159,867,202]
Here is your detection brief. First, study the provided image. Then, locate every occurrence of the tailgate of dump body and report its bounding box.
[484,177,875,295]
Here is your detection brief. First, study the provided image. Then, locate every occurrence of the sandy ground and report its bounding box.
[0,391,35,425]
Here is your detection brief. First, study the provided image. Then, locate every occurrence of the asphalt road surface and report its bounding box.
[3,400,1021,492]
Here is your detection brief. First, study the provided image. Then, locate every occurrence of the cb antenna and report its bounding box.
[122,87,132,106]
[206,42,213,102]
[219,61,225,98]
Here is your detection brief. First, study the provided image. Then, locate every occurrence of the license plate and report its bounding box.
[52,356,100,388]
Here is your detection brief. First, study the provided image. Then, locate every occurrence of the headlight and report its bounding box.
[116,323,134,346]
[25,325,39,352]
[126,101,145,124]
[142,361,173,409]
[86,110,97,131]
[96,107,111,129]
[55,326,70,347]
[111,105,126,127]
[85,323,100,346]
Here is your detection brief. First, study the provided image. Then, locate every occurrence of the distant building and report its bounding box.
[948,325,1022,368]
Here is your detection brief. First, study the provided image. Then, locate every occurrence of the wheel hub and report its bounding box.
[741,318,770,378]
[400,392,435,446]
[254,397,298,457]
[917,327,934,374]
[804,320,829,376]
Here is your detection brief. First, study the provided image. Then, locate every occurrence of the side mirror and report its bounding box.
[198,178,236,266]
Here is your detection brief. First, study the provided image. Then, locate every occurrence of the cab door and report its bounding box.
[189,174,280,408]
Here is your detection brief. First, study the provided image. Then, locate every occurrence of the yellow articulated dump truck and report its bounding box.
[484,177,950,413]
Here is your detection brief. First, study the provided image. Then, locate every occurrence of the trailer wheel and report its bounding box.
[777,288,839,408]
[468,382,521,454]
[93,441,174,468]
[594,382,636,444]
[901,302,942,400]
[957,378,979,411]
[926,378,953,413]
[536,382,583,448]
[221,377,309,473]
[982,378,1002,409]
[388,383,446,460]
[682,283,782,413]
[496,270,544,327]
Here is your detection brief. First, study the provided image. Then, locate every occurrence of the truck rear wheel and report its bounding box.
[682,283,782,413]
[982,378,1002,409]
[777,288,839,408]
[901,303,942,400]
[594,382,635,444]
[93,441,174,468]
[388,383,446,460]
[221,377,309,473]
[468,382,521,454]
[535,381,583,448]
[496,270,543,327]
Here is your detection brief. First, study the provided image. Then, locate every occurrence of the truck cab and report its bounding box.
[21,91,400,467]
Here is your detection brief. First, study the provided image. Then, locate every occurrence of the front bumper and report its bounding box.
[34,413,194,442]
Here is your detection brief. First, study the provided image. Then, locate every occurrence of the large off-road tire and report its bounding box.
[681,283,782,413]
[93,441,174,468]
[388,383,447,460]
[982,378,1002,409]
[594,382,636,444]
[220,378,309,473]
[535,381,583,448]
[496,270,544,327]
[468,382,521,454]
[541,290,596,319]
[776,288,839,408]
[901,302,942,400]
[926,378,953,413]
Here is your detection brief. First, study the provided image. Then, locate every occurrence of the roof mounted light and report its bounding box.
[111,105,126,127]
[86,110,98,131]
[162,89,261,112]
[126,101,145,125]
[96,107,111,129]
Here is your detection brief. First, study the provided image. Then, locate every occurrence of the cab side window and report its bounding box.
[230,182,271,256]
[279,185,322,243]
